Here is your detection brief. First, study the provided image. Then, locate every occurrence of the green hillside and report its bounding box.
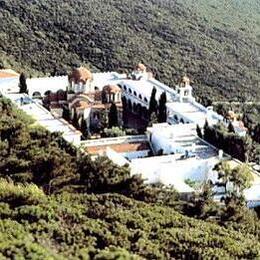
[0,0,259,102]
[0,185,259,259]
[0,91,260,258]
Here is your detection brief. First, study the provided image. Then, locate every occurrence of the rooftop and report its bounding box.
[148,123,218,159]
[86,141,150,155]
[82,135,150,155]
[4,93,81,142]
[0,69,19,79]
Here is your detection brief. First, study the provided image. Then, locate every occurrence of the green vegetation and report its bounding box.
[0,0,259,102]
[213,102,260,164]
[0,95,260,258]
[18,73,27,94]
[203,121,252,162]
[102,127,126,138]
[0,185,259,259]
[108,103,119,128]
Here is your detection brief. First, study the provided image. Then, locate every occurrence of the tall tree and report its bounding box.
[72,109,79,129]
[228,121,235,133]
[196,124,203,138]
[148,87,158,117]
[158,92,167,123]
[62,106,71,122]
[80,115,88,138]
[148,112,158,127]
[108,103,118,128]
[19,73,28,94]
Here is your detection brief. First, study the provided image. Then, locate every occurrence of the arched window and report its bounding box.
[180,118,185,124]
[128,88,132,94]
[118,84,122,89]
[124,85,127,91]
[134,91,137,96]
[138,94,142,100]
[144,97,148,103]
[174,115,179,122]
[44,90,52,96]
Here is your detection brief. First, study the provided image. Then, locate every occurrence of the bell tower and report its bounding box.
[176,76,193,102]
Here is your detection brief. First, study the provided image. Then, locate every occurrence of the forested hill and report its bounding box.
[0,97,259,258]
[0,0,259,101]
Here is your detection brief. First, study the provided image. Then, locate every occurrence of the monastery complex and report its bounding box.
[0,66,259,206]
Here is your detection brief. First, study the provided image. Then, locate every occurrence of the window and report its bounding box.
[184,90,189,96]
[134,91,137,96]
[139,94,142,100]
[144,97,148,103]
[128,88,132,94]
[124,85,127,91]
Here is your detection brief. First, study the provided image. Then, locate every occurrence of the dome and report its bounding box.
[69,67,93,84]
[136,63,147,72]
[72,100,90,109]
[103,84,121,94]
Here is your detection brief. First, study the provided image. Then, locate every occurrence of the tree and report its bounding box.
[253,123,260,143]
[214,161,232,194]
[148,112,158,127]
[148,87,158,117]
[214,162,254,223]
[214,161,253,195]
[19,73,28,94]
[62,106,71,122]
[158,92,167,123]
[228,121,235,133]
[108,103,118,128]
[80,115,88,138]
[72,109,79,129]
[196,124,202,138]
[103,127,126,138]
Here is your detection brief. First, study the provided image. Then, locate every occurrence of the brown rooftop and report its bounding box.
[0,70,19,79]
[86,141,150,155]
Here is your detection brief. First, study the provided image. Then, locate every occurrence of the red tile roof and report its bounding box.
[0,70,19,79]
[86,141,150,155]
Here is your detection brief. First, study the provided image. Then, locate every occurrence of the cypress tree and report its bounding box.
[228,121,235,133]
[148,87,158,117]
[80,115,88,138]
[108,103,118,128]
[19,73,28,94]
[148,112,158,127]
[196,124,203,138]
[62,106,71,122]
[158,92,167,123]
[72,109,79,129]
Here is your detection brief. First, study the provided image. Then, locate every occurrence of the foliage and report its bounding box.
[102,127,126,138]
[0,0,259,102]
[0,98,260,258]
[80,115,88,139]
[148,87,158,117]
[196,124,202,138]
[108,103,118,128]
[158,92,167,123]
[72,109,79,129]
[203,121,252,162]
[0,187,258,259]
[18,73,27,94]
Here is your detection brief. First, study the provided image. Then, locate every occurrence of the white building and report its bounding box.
[0,65,254,198]
[4,93,82,146]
